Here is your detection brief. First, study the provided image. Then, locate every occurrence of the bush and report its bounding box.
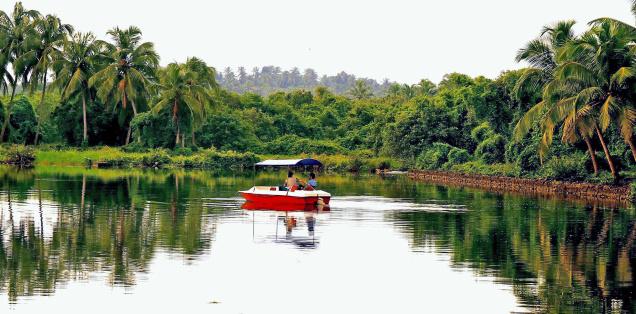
[471,122,494,143]
[631,182,636,203]
[587,172,615,185]
[444,147,471,168]
[505,139,541,174]
[141,149,171,168]
[8,97,37,144]
[450,161,520,177]
[5,145,35,168]
[347,157,363,172]
[196,113,261,151]
[540,154,588,181]
[416,142,453,170]
[265,134,344,155]
[376,159,392,170]
[197,149,259,170]
[475,134,506,164]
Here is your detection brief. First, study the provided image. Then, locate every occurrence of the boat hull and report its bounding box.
[241,201,330,212]
[239,186,331,209]
[240,192,330,205]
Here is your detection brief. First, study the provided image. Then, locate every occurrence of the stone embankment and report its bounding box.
[409,170,631,205]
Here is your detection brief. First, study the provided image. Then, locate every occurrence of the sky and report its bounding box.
[3,0,635,84]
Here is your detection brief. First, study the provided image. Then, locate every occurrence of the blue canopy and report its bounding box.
[255,159,323,167]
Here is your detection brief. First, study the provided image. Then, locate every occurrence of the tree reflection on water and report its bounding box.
[0,167,633,313]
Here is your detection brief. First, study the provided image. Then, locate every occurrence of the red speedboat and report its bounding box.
[241,199,331,212]
[240,159,331,207]
[240,186,331,207]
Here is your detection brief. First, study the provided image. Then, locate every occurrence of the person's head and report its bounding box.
[310,172,316,179]
[288,171,294,178]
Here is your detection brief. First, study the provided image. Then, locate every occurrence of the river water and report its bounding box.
[0,166,633,313]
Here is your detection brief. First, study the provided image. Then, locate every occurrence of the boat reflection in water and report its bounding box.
[241,201,330,249]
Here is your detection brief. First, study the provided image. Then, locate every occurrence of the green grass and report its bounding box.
[29,146,404,172]
[35,147,143,165]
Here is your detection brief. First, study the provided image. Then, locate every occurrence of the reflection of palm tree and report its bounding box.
[37,180,43,239]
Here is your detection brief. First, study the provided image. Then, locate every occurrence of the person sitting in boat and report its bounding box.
[284,171,298,191]
[301,172,317,191]
[308,172,318,188]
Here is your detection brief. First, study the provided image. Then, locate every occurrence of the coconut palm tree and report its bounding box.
[513,20,576,98]
[51,32,103,144]
[518,19,636,179]
[0,2,40,141]
[18,14,73,144]
[152,62,210,147]
[89,26,159,144]
[182,57,217,145]
[349,79,373,99]
[557,20,636,172]
[513,21,605,174]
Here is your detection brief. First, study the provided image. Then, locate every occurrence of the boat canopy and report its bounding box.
[255,159,323,167]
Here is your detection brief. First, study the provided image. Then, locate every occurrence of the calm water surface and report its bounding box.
[0,167,634,313]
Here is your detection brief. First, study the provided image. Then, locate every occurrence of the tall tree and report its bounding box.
[516,19,636,179]
[0,2,40,141]
[349,79,373,100]
[51,32,103,144]
[18,14,73,144]
[89,26,159,145]
[513,20,605,175]
[152,61,210,147]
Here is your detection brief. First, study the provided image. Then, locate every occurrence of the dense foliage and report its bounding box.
[2,1,636,181]
[217,66,391,96]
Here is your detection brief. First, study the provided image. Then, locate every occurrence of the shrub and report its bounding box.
[450,161,520,177]
[5,145,36,168]
[505,139,541,174]
[347,157,363,172]
[471,122,494,143]
[171,147,195,156]
[141,149,171,168]
[444,147,471,168]
[376,159,392,170]
[587,172,615,185]
[631,182,636,203]
[8,97,37,144]
[199,149,259,170]
[416,142,453,170]
[475,134,506,164]
[196,113,261,151]
[265,134,344,155]
[540,154,588,181]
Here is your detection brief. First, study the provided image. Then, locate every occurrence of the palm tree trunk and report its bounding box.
[82,92,88,144]
[583,135,599,175]
[34,73,48,146]
[129,99,141,144]
[175,122,180,147]
[596,126,617,179]
[0,79,18,142]
[626,137,636,163]
[125,127,132,145]
[191,127,196,147]
[131,99,138,116]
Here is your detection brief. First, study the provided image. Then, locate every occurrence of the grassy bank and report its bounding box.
[0,145,404,172]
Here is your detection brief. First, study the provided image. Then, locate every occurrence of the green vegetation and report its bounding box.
[2,2,636,183]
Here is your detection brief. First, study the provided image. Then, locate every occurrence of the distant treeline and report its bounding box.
[216,66,392,96]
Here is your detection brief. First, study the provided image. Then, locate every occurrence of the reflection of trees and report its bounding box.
[393,187,636,313]
[0,167,228,303]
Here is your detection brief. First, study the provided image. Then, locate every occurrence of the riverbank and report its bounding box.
[0,145,401,172]
[409,170,633,205]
